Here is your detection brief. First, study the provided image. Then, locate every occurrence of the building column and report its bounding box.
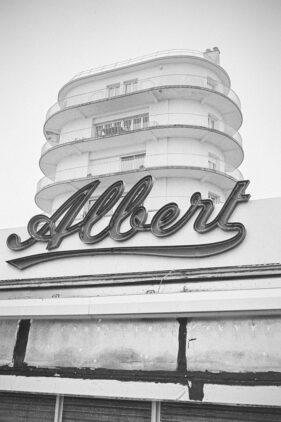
[151,400,161,422]
[54,395,64,422]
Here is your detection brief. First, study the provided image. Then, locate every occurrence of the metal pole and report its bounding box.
[54,395,64,422]
[151,400,161,422]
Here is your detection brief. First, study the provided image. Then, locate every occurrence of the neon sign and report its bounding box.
[6,176,250,269]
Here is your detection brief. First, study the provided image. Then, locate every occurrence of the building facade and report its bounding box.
[37,47,243,215]
[0,49,281,421]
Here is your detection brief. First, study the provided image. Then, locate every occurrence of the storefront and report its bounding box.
[1,49,281,420]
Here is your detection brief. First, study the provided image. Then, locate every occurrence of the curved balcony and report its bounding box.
[44,74,242,141]
[59,49,230,100]
[69,49,227,81]
[36,153,243,213]
[40,114,243,179]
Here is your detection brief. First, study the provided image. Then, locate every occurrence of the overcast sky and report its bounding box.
[1,0,280,228]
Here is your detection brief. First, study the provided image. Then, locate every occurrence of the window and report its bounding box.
[96,125,104,137]
[121,153,146,171]
[208,113,218,129]
[208,153,220,171]
[133,114,149,130]
[143,114,149,128]
[124,79,138,94]
[133,117,142,130]
[208,160,216,170]
[113,121,122,134]
[107,83,120,98]
[208,192,220,204]
[207,76,217,90]
[123,119,132,131]
[95,113,149,138]
[104,123,113,135]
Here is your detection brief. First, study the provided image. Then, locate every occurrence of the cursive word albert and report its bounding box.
[6,176,250,269]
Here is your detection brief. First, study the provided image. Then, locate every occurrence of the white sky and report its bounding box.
[1,0,280,228]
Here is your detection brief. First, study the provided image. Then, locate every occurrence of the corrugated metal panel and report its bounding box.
[161,402,281,421]
[0,392,55,422]
[62,396,151,422]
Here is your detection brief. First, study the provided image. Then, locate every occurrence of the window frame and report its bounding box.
[208,113,218,130]
[107,83,120,98]
[120,152,146,171]
[208,153,220,171]
[124,79,138,94]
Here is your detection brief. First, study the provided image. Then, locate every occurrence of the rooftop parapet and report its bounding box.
[70,48,222,81]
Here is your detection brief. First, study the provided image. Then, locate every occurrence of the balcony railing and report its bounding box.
[36,152,243,194]
[70,49,219,81]
[46,73,241,121]
[41,112,242,156]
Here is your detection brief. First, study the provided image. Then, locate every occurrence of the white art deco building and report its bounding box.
[1,49,281,421]
[37,47,243,216]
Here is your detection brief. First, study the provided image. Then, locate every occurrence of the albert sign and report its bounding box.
[6,176,250,269]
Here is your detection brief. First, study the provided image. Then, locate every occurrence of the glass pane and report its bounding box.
[123,119,132,130]
[96,126,103,137]
[108,85,120,97]
[121,154,145,171]
[125,83,132,94]
[208,160,216,170]
[143,114,149,128]
[104,124,112,135]
[133,118,141,129]
[113,121,121,134]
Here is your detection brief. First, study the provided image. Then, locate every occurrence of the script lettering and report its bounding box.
[6,176,251,269]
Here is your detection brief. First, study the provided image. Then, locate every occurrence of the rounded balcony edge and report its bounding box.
[39,125,244,180]
[35,166,242,213]
[44,85,243,137]
[58,52,231,102]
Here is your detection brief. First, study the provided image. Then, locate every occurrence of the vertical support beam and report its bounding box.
[177,318,187,372]
[13,319,31,368]
[54,395,64,422]
[151,401,161,422]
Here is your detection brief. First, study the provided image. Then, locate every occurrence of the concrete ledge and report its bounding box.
[1,375,281,406]
[1,263,280,290]
[1,288,281,319]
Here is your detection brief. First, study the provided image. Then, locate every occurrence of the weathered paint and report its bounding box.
[0,264,280,301]
[2,375,281,406]
[186,317,281,372]
[0,320,18,365]
[25,319,178,370]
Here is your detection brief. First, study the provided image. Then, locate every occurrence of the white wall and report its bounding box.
[60,117,93,144]
[149,99,223,125]
[55,153,89,182]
